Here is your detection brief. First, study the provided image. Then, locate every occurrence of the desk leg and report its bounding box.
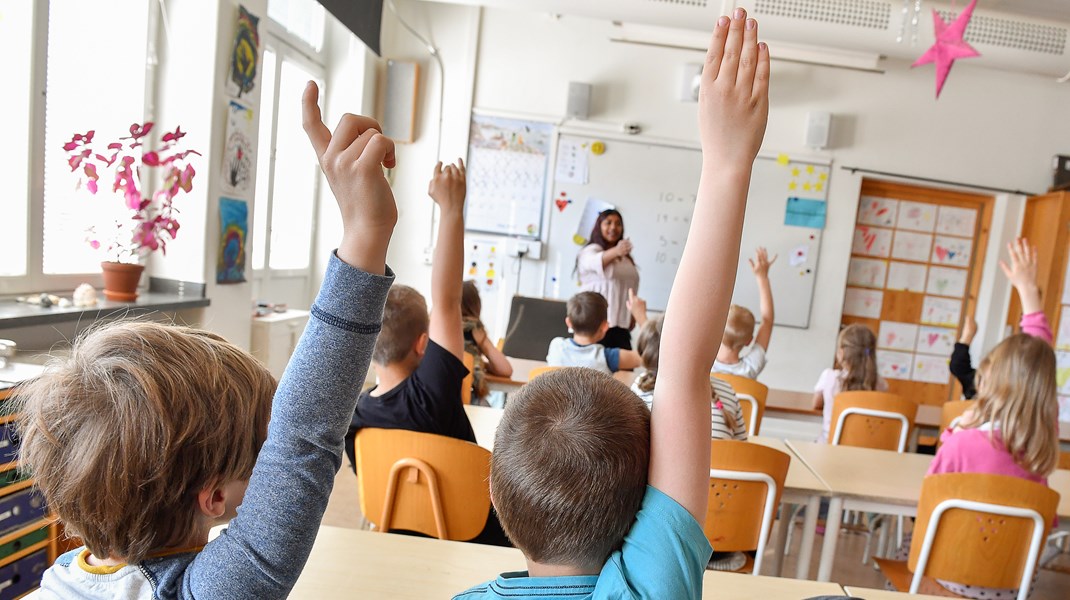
[795,495,820,580]
[773,502,790,577]
[817,496,844,582]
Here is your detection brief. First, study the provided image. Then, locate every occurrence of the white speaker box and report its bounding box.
[566,82,592,120]
[805,111,832,149]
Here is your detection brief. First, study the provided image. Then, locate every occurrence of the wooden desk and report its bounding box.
[749,436,830,579]
[486,357,637,401]
[785,440,933,582]
[289,526,526,599]
[842,586,948,600]
[464,404,502,452]
[701,569,842,599]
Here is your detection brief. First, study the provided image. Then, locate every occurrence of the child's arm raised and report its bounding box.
[428,160,467,359]
[651,11,769,521]
[187,83,397,597]
[1000,237,1054,344]
[750,247,777,350]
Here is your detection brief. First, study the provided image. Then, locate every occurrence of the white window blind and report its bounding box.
[0,0,34,276]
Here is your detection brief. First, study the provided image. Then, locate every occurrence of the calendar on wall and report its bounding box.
[464,114,554,239]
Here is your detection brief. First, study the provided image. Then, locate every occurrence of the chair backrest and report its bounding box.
[908,473,1059,599]
[1060,451,1070,471]
[937,400,973,446]
[527,365,561,381]
[712,374,768,436]
[705,440,790,575]
[461,352,476,405]
[355,428,491,541]
[830,391,917,452]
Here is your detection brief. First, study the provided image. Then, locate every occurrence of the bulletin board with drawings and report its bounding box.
[841,180,994,406]
[543,133,829,327]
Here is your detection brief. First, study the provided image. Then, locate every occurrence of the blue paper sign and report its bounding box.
[784,197,827,229]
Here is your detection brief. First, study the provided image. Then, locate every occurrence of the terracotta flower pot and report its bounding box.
[100,262,145,302]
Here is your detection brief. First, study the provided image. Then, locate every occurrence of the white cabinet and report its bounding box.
[250,310,310,379]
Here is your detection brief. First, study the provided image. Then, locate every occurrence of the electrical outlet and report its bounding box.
[423,246,434,265]
[506,239,543,259]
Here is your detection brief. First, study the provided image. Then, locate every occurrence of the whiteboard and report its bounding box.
[542,134,829,328]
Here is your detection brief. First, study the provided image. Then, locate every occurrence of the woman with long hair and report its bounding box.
[575,209,640,349]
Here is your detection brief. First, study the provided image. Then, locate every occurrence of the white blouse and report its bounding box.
[577,243,640,329]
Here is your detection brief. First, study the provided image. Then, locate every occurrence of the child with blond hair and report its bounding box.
[19,83,398,598]
[713,247,776,378]
[455,9,770,597]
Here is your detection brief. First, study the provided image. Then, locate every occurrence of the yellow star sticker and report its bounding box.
[788,181,798,191]
[819,173,828,181]
[815,183,824,192]
[806,165,815,174]
[791,168,800,177]
[803,182,812,191]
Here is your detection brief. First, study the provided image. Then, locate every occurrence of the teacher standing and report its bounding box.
[576,209,639,350]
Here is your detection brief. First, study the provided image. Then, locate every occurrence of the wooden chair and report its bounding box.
[712,374,768,436]
[830,391,917,452]
[875,473,1058,600]
[461,352,476,405]
[704,439,790,576]
[936,400,973,447]
[354,428,491,541]
[1059,451,1070,471]
[527,365,561,381]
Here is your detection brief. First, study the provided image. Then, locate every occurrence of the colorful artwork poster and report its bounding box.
[217,197,247,284]
[891,231,933,262]
[858,196,898,227]
[931,235,972,267]
[1058,306,1070,352]
[926,266,968,298]
[916,325,957,356]
[920,296,962,327]
[913,354,950,384]
[226,5,261,100]
[877,350,913,381]
[842,288,883,319]
[935,205,977,237]
[886,261,927,293]
[878,321,919,352]
[896,200,937,233]
[1056,351,1070,396]
[222,101,255,196]
[847,257,888,289]
[852,226,892,258]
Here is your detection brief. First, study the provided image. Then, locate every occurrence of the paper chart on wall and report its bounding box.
[896,201,937,233]
[913,354,950,384]
[886,261,927,292]
[926,266,968,298]
[935,205,977,237]
[847,258,888,289]
[921,296,962,327]
[877,350,913,381]
[1058,306,1070,351]
[842,288,884,319]
[878,321,919,351]
[852,226,892,257]
[931,235,972,268]
[857,196,898,227]
[1056,351,1070,396]
[555,138,589,184]
[916,325,957,356]
[464,239,502,292]
[891,231,933,262]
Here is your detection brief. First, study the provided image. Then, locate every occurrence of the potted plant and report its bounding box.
[64,123,199,301]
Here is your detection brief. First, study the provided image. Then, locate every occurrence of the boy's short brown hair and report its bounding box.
[16,321,275,563]
[373,285,430,365]
[566,292,608,337]
[722,304,755,351]
[491,368,650,569]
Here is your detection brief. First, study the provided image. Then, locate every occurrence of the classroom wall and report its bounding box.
[377,4,1070,393]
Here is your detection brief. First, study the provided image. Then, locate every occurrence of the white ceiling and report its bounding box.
[980,0,1070,24]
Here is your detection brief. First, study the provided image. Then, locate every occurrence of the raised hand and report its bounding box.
[999,238,1041,315]
[959,316,977,345]
[428,159,466,213]
[302,81,396,274]
[627,288,648,327]
[698,8,770,169]
[748,247,777,277]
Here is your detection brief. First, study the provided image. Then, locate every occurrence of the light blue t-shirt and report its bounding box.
[453,486,712,600]
[546,337,620,374]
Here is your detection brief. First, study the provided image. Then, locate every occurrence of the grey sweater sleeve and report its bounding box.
[182,253,393,598]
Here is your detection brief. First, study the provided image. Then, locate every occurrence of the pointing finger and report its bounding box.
[302,81,331,160]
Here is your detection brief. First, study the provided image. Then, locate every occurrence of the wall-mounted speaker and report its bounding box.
[566,82,592,120]
[805,111,832,150]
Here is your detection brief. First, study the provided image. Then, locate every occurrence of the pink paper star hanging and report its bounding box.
[912,0,981,98]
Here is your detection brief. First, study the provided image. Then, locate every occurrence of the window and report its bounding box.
[0,0,34,277]
[1,0,150,290]
[268,0,325,53]
[251,34,324,304]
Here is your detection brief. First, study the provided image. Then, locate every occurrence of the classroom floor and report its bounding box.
[323,466,1070,598]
